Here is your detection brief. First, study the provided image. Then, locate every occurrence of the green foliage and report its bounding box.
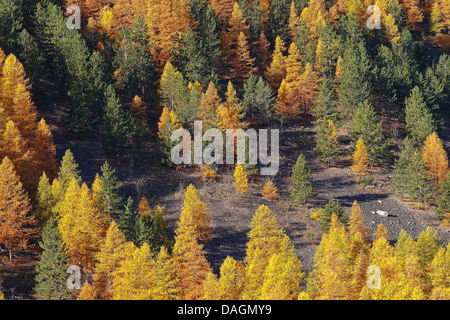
[437,171,450,220]
[98,161,123,220]
[113,17,155,103]
[392,138,433,202]
[313,118,339,165]
[319,199,346,233]
[349,101,392,165]
[118,197,138,242]
[34,218,71,300]
[243,73,277,122]
[338,41,372,121]
[404,86,436,147]
[0,0,24,53]
[102,84,134,153]
[291,154,314,205]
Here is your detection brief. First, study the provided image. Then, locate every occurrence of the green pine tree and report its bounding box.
[404,86,436,147]
[98,161,123,220]
[102,84,134,153]
[34,218,71,300]
[319,198,346,233]
[118,197,137,243]
[243,73,277,122]
[338,41,372,121]
[349,101,392,165]
[437,171,450,220]
[291,154,314,205]
[113,16,155,103]
[392,138,433,202]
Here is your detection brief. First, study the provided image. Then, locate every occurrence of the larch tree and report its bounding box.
[348,200,370,241]
[198,81,222,130]
[34,118,58,181]
[58,180,107,271]
[217,81,247,131]
[422,132,448,188]
[0,156,36,261]
[92,221,136,300]
[180,184,213,244]
[234,164,249,194]
[255,32,271,76]
[265,36,286,90]
[260,235,304,300]
[145,0,192,68]
[243,205,285,299]
[262,179,279,201]
[57,149,82,193]
[309,215,352,300]
[172,203,212,300]
[207,256,245,300]
[400,0,423,30]
[351,138,369,181]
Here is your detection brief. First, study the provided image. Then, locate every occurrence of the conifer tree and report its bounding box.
[198,81,222,130]
[217,81,247,131]
[319,199,346,233]
[234,164,249,194]
[260,235,304,299]
[0,156,36,261]
[351,138,369,181]
[58,180,106,271]
[262,179,279,201]
[242,74,277,123]
[209,256,245,300]
[118,197,138,243]
[97,161,123,220]
[309,214,352,299]
[172,203,212,299]
[34,218,71,300]
[57,149,82,193]
[35,173,55,225]
[92,221,136,300]
[102,84,134,153]
[405,86,436,147]
[437,171,450,221]
[255,32,271,76]
[291,154,314,205]
[265,36,286,90]
[349,101,391,165]
[243,205,285,299]
[392,138,434,202]
[348,200,370,241]
[157,107,183,166]
[314,118,340,165]
[34,118,58,181]
[422,132,448,187]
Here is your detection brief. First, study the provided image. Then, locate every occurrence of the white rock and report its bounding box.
[376,210,389,217]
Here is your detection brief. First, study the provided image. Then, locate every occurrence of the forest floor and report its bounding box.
[1,89,449,299]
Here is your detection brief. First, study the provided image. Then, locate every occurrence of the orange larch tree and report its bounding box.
[422,132,449,187]
[0,156,37,261]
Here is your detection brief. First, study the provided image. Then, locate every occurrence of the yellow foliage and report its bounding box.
[233,164,249,193]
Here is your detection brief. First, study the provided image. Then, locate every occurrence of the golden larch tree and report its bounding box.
[180,184,213,243]
[351,138,369,180]
[265,36,286,90]
[234,164,249,193]
[422,132,448,187]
